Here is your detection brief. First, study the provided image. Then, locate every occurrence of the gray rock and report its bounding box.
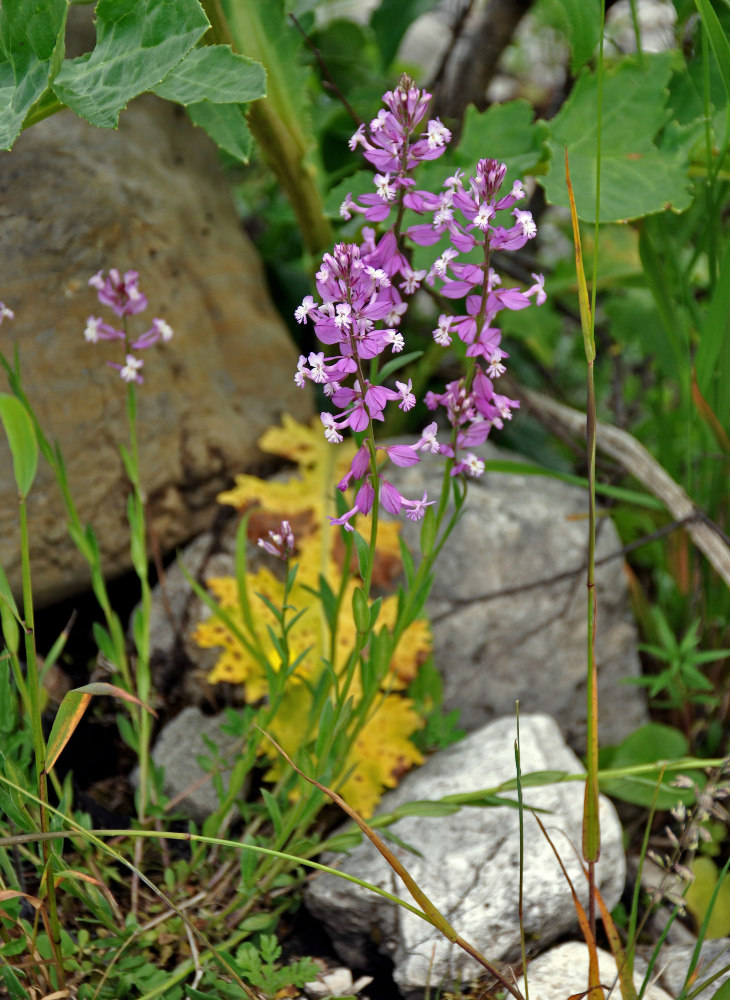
[516,942,672,1000]
[656,940,730,1000]
[138,706,243,822]
[305,714,626,998]
[389,445,647,752]
[0,93,309,606]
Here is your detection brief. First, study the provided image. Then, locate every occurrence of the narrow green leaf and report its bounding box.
[153,44,265,105]
[351,587,369,633]
[0,0,68,149]
[378,351,424,383]
[695,0,730,100]
[0,394,38,496]
[261,788,283,839]
[419,505,436,557]
[53,0,209,128]
[352,530,369,581]
[0,564,21,656]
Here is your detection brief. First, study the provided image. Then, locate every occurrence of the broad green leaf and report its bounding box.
[0,0,67,149]
[685,856,730,940]
[543,53,693,222]
[0,393,38,497]
[371,0,439,69]
[153,44,265,106]
[542,0,601,72]
[455,99,551,181]
[598,723,699,808]
[220,0,312,157]
[186,101,253,162]
[53,0,209,128]
[324,169,377,218]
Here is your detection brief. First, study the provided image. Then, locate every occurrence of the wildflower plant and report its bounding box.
[194,78,546,834]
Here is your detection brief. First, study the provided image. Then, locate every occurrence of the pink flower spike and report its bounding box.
[258,520,295,559]
[0,302,15,324]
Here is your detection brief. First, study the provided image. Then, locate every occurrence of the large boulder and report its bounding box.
[389,445,648,752]
[0,95,309,604]
[305,714,626,998]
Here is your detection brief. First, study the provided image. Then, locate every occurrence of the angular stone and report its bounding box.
[0,94,309,605]
[305,714,625,997]
[656,940,730,1000]
[389,445,647,752]
[135,705,243,822]
[516,942,672,1000]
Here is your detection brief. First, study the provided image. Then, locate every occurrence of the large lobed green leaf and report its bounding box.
[542,53,693,223]
[53,0,210,128]
[0,0,68,149]
[455,99,551,180]
[186,101,253,162]
[153,44,264,106]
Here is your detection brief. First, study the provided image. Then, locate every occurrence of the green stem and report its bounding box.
[19,497,66,990]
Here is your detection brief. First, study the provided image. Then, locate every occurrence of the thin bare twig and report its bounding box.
[519,386,730,589]
[288,13,363,128]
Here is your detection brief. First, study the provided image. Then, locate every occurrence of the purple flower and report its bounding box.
[341,78,452,228]
[131,318,174,350]
[89,269,148,317]
[0,302,15,324]
[85,270,173,385]
[258,520,295,560]
[109,354,144,384]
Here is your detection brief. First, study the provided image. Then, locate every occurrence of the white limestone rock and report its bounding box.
[516,941,672,1000]
[389,445,648,752]
[305,714,625,997]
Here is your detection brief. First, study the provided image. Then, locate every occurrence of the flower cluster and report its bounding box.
[410,158,545,473]
[84,269,173,384]
[258,520,296,560]
[340,80,451,226]
[294,79,546,528]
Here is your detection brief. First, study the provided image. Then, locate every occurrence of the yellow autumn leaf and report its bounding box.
[339,695,424,817]
[192,415,432,815]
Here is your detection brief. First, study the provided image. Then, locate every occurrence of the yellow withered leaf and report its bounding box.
[192,416,432,815]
